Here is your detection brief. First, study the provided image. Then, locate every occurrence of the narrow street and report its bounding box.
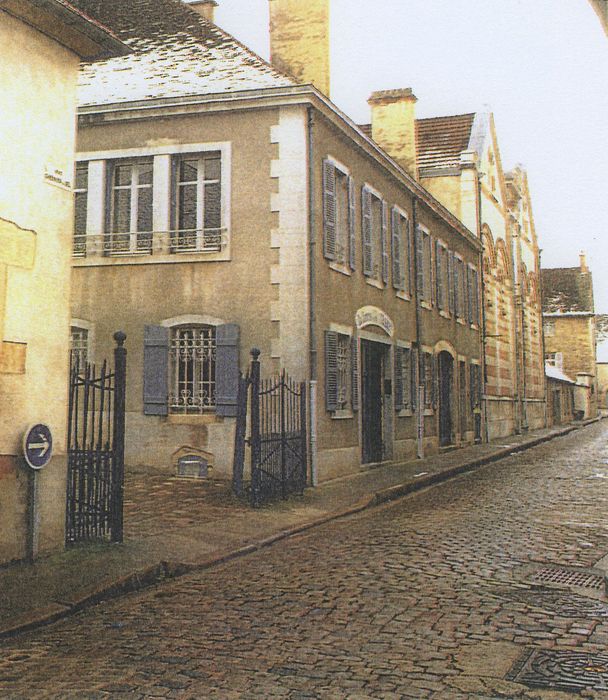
[1,422,608,699]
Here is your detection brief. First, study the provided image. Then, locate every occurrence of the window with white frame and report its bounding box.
[74,163,88,257]
[107,159,153,254]
[169,325,216,414]
[172,153,222,252]
[70,326,89,369]
[362,187,388,283]
[391,208,411,294]
[322,159,354,269]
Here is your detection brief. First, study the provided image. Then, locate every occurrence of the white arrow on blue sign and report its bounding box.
[23,424,53,470]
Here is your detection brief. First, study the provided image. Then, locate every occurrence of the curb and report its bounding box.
[0,423,585,640]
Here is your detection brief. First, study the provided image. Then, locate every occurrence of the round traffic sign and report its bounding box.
[23,424,53,470]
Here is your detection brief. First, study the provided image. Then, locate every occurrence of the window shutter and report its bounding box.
[411,348,418,410]
[348,176,356,270]
[391,208,402,290]
[215,323,240,417]
[351,336,359,411]
[432,354,438,408]
[381,200,389,284]
[415,227,424,300]
[405,219,412,295]
[472,268,479,325]
[143,325,169,416]
[448,251,455,316]
[467,266,473,324]
[436,241,444,310]
[323,159,336,260]
[362,187,373,276]
[394,347,404,411]
[325,331,339,411]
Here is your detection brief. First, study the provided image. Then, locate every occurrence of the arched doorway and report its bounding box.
[438,351,454,446]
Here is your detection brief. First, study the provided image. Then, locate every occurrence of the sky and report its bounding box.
[216,0,608,313]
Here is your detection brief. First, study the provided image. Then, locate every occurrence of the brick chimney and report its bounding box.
[269,0,330,97]
[368,88,418,179]
[580,250,588,273]
[185,0,218,23]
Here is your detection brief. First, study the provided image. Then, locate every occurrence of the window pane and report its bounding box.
[178,184,198,230]
[74,191,87,235]
[204,182,221,229]
[75,164,88,190]
[112,189,131,232]
[204,155,221,181]
[169,326,216,414]
[114,164,132,187]
[138,161,153,185]
[137,186,153,232]
[179,160,198,183]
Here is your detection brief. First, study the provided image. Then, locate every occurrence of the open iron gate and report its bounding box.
[233,349,308,507]
[65,332,127,545]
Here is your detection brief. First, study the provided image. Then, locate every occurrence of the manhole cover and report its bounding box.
[508,648,608,692]
[529,566,604,591]
[496,586,608,618]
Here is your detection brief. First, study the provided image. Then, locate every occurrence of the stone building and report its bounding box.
[0,0,126,564]
[360,105,546,439]
[541,254,598,419]
[545,363,576,427]
[69,0,483,482]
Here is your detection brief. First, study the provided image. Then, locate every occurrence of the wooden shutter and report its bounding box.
[362,187,373,276]
[325,331,339,411]
[415,227,424,300]
[143,325,169,416]
[215,323,240,417]
[351,336,359,411]
[348,176,356,270]
[391,208,402,290]
[432,353,438,408]
[448,251,455,315]
[436,241,444,310]
[472,268,479,325]
[467,266,473,324]
[381,200,389,284]
[411,348,418,410]
[405,219,412,295]
[394,347,404,411]
[323,159,336,260]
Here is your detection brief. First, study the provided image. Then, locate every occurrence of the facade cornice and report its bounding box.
[78,84,481,252]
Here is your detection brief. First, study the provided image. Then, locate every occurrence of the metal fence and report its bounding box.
[233,349,307,507]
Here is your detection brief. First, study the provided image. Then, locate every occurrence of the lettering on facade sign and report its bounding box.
[355,306,394,336]
[44,167,72,191]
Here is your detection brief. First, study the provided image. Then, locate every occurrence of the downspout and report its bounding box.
[307,107,318,486]
[476,172,489,443]
[411,196,424,458]
[538,247,549,428]
[517,230,529,432]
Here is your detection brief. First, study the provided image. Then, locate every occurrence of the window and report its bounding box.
[169,326,216,414]
[467,265,480,326]
[74,163,88,257]
[172,153,222,252]
[391,208,411,294]
[107,159,153,254]
[325,331,358,413]
[470,362,482,411]
[394,346,416,412]
[70,326,89,369]
[323,159,355,269]
[421,351,435,410]
[454,256,466,320]
[362,187,388,283]
[435,241,449,312]
[544,320,555,337]
[415,227,433,305]
[545,352,563,369]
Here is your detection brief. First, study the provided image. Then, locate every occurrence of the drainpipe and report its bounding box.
[307,107,318,486]
[411,196,424,458]
[515,221,529,432]
[538,247,549,428]
[476,171,489,443]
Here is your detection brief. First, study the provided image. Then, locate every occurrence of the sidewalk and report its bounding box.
[0,420,599,639]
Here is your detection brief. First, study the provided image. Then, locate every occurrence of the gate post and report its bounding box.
[249,348,261,507]
[232,372,248,496]
[111,331,127,543]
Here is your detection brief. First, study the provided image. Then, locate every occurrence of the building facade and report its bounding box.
[70,0,483,482]
[0,0,125,564]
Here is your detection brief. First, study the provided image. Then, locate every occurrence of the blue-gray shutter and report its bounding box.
[215,323,240,417]
[381,200,389,284]
[362,187,373,276]
[467,266,473,324]
[323,159,336,260]
[415,227,424,301]
[143,325,169,416]
[391,208,402,290]
[351,336,359,411]
[454,258,461,318]
[394,347,404,411]
[472,268,480,325]
[405,219,412,295]
[325,331,339,411]
[348,176,356,270]
[435,240,444,310]
[448,251,455,316]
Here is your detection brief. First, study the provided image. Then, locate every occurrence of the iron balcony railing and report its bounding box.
[73,228,225,258]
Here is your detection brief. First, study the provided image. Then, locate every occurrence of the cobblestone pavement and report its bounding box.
[1,422,608,699]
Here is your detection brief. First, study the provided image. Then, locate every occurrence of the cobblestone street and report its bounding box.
[1,422,608,699]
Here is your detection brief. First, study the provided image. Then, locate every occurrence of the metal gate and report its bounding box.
[65,332,127,545]
[233,349,307,507]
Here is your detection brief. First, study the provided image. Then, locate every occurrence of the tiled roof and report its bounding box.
[416,113,476,173]
[541,267,595,313]
[70,0,296,106]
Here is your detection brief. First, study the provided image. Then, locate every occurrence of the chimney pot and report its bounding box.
[185,0,218,23]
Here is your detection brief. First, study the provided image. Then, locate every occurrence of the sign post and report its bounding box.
[23,424,53,562]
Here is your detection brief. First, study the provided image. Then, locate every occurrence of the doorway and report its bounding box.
[438,351,454,446]
[361,340,385,463]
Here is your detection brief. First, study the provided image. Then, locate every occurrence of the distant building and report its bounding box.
[69,0,483,481]
[545,363,576,426]
[541,254,598,419]
[0,0,126,564]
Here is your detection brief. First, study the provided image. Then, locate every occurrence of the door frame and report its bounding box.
[437,348,455,447]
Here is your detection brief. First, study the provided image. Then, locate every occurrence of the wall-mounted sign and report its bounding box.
[44,167,72,191]
[23,423,53,470]
[355,306,394,337]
